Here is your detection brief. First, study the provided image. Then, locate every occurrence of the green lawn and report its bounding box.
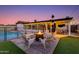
[53,36,79,54]
[0,41,25,54]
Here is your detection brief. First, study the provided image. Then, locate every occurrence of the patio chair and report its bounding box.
[26,34,36,48]
[28,38,35,48]
[16,23,35,48]
[39,38,46,48]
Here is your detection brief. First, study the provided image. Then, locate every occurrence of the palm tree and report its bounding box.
[51,14,55,19]
[34,19,37,22]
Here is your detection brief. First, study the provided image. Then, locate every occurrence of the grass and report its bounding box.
[0,41,25,54]
[53,36,79,54]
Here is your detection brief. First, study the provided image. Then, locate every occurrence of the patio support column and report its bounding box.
[68,22,71,36]
[45,24,48,32]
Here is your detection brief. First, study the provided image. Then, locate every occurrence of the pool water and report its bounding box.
[0,32,21,40]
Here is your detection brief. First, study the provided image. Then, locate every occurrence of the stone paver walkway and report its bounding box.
[10,34,70,54]
[11,37,59,54]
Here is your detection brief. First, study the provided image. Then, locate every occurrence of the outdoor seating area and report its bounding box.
[16,23,56,49]
[11,36,58,54]
[6,23,59,54]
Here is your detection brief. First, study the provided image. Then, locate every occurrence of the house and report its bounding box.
[16,17,73,35]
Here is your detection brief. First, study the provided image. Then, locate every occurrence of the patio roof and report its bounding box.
[16,17,73,24]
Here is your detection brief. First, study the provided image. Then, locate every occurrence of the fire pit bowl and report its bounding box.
[35,31,44,41]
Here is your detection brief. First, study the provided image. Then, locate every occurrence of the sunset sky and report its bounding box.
[0,5,79,25]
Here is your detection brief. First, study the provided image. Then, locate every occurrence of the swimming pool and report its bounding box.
[0,32,21,40]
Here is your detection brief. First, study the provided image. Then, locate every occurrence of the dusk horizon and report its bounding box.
[0,5,79,25]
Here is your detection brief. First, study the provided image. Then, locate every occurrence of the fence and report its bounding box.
[0,25,20,41]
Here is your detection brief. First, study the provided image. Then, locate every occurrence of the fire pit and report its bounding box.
[35,31,44,41]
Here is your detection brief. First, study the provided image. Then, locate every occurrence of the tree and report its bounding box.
[34,19,37,22]
[51,14,55,19]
